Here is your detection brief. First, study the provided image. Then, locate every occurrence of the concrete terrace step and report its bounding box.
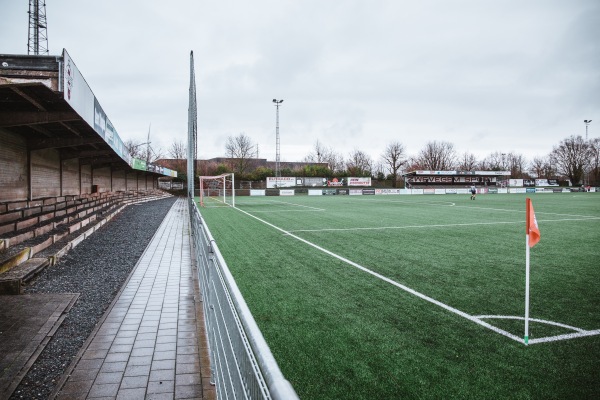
[0,257,49,295]
[0,193,173,294]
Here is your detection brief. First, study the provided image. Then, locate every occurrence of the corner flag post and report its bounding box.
[524,197,541,345]
[525,230,531,345]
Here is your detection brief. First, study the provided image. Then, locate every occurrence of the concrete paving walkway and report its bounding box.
[0,293,79,399]
[55,198,214,400]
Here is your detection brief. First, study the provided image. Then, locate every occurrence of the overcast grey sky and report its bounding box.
[1,0,598,166]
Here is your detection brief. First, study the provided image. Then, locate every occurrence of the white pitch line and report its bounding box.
[265,200,325,210]
[234,206,600,345]
[475,315,586,332]
[237,200,325,212]
[528,329,600,344]
[291,220,521,233]
[235,207,525,344]
[247,209,325,213]
[289,217,600,233]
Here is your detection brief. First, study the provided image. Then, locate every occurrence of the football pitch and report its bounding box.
[197,192,600,399]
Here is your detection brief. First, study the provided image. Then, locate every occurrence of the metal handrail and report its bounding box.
[188,197,298,400]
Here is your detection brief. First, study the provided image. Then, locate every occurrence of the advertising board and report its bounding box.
[302,177,326,187]
[509,179,523,187]
[267,177,295,188]
[63,49,131,165]
[348,177,372,186]
[536,179,559,187]
[375,189,401,195]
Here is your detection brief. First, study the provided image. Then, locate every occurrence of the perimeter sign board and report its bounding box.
[62,49,130,164]
[267,177,296,188]
[348,177,371,186]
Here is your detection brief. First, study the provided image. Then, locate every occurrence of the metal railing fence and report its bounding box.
[188,198,298,400]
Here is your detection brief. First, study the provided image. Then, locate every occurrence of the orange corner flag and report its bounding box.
[526,198,541,247]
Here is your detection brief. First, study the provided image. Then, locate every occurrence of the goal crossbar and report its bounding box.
[199,173,235,207]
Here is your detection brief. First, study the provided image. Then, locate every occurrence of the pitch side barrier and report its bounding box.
[244,187,598,196]
[188,197,299,400]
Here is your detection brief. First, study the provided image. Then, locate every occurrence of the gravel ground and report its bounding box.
[10,196,177,400]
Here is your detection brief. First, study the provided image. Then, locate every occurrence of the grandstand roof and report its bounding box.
[0,53,164,175]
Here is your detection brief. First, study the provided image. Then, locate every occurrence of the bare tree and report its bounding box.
[587,137,600,185]
[143,143,163,165]
[507,152,528,178]
[530,156,556,179]
[125,139,145,159]
[415,141,457,170]
[530,156,547,178]
[325,150,346,174]
[225,133,257,175]
[346,149,373,177]
[381,141,406,187]
[303,141,345,173]
[457,152,478,171]
[373,161,386,180]
[550,135,589,185]
[124,138,162,164]
[404,156,422,172]
[481,151,504,171]
[303,140,329,163]
[168,140,187,159]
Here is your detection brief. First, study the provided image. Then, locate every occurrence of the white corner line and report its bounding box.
[235,207,526,344]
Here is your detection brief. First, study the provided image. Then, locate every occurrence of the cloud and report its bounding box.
[1,0,597,166]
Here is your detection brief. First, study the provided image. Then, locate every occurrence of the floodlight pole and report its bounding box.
[584,120,592,186]
[584,120,592,141]
[273,99,283,186]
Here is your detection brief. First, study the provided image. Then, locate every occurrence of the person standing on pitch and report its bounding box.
[470,184,477,200]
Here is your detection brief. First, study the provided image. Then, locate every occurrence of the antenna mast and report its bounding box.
[28,0,49,55]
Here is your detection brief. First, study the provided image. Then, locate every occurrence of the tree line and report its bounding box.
[128,133,600,187]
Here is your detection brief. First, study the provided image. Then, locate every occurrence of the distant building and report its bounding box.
[155,158,329,176]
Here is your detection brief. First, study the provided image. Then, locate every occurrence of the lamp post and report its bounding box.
[584,120,592,186]
[584,120,592,140]
[272,99,283,185]
[501,153,507,188]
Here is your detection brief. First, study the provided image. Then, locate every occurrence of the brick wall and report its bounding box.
[0,130,28,201]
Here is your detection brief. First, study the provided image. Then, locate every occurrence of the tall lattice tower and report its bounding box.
[187,51,198,198]
[28,0,49,55]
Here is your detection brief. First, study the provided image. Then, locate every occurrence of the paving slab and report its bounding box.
[54,198,214,400]
[0,292,79,399]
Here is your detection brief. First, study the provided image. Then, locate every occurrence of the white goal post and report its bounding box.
[198,173,235,207]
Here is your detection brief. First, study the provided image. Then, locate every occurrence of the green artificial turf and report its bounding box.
[198,193,600,399]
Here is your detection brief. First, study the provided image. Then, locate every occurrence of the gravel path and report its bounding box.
[10,196,178,400]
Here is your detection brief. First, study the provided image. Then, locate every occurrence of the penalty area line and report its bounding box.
[234,207,525,345]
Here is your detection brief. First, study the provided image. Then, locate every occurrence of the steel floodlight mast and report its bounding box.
[584,120,592,140]
[273,99,283,182]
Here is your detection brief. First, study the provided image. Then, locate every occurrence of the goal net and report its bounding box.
[199,173,235,207]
